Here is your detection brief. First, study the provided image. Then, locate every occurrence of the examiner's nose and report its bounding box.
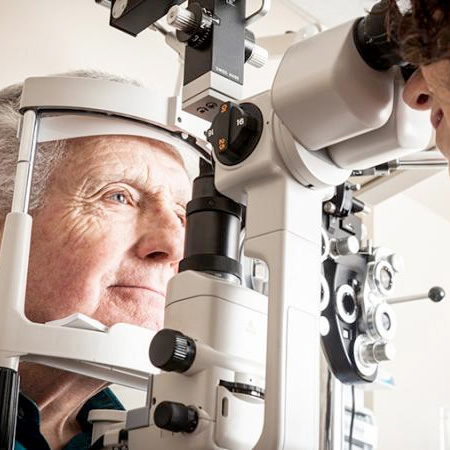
[136,203,185,264]
[403,68,433,111]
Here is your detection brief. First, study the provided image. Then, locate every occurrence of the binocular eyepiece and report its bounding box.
[354,0,415,78]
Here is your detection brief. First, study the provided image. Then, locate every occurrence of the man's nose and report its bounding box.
[135,203,185,264]
[403,68,433,111]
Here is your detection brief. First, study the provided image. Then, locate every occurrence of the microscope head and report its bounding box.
[271,0,431,173]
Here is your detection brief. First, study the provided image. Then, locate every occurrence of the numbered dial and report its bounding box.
[207,102,263,166]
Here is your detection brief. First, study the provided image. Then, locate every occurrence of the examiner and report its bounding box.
[0,72,191,449]
[387,0,450,157]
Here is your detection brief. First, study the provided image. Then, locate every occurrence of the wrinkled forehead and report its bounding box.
[54,135,193,206]
[64,134,187,175]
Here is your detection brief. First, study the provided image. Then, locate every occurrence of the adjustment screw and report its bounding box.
[361,341,396,364]
[323,202,336,214]
[167,5,197,33]
[330,236,360,257]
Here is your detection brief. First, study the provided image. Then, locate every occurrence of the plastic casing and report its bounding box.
[328,78,433,169]
[271,19,395,151]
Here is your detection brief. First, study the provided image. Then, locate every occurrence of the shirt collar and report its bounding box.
[16,388,124,449]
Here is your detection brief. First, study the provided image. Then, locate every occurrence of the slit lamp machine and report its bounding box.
[0,0,445,449]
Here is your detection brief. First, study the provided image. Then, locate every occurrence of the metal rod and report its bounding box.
[395,160,448,169]
[388,287,445,305]
[388,293,429,304]
[11,110,39,214]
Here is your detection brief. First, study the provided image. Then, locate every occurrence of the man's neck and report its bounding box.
[19,362,107,450]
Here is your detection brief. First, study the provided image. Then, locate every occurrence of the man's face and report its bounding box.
[25,135,191,330]
[403,59,450,158]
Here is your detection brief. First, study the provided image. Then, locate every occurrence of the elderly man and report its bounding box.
[388,0,450,156]
[0,74,192,449]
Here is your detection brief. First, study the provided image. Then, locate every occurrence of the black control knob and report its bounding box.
[207,101,263,166]
[149,329,196,373]
[154,401,199,433]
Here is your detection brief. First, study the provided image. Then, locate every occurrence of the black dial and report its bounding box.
[149,329,196,373]
[154,401,198,433]
[207,101,263,166]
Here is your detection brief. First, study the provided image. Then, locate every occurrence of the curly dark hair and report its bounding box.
[386,0,450,65]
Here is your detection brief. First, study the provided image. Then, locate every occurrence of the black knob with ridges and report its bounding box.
[149,329,196,373]
[154,401,198,433]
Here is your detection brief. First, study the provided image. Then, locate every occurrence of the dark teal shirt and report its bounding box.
[14,388,124,450]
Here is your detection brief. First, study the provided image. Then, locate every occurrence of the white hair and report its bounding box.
[0,81,67,216]
[0,70,197,220]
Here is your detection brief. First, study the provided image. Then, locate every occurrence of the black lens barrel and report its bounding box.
[353,0,404,71]
[179,159,243,280]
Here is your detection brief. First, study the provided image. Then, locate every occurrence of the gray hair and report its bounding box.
[0,70,143,219]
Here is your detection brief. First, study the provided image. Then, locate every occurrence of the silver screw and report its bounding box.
[323,201,336,214]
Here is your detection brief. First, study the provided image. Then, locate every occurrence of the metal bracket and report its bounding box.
[245,0,271,26]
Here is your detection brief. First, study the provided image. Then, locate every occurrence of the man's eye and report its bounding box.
[109,192,131,205]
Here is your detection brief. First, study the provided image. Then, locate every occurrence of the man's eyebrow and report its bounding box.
[90,175,190,205]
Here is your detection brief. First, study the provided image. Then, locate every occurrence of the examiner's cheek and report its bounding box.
[436,117,450,160]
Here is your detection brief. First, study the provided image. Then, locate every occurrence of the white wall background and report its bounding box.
[3,0,450,447]
[0,1,179,94]
[372,181,450,450]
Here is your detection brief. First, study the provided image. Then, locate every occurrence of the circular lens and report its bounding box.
[381,312,391,330]
[335,285,357,324]
[343,293,356,315]
[380,267,393,290]
[370,304,397,340]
